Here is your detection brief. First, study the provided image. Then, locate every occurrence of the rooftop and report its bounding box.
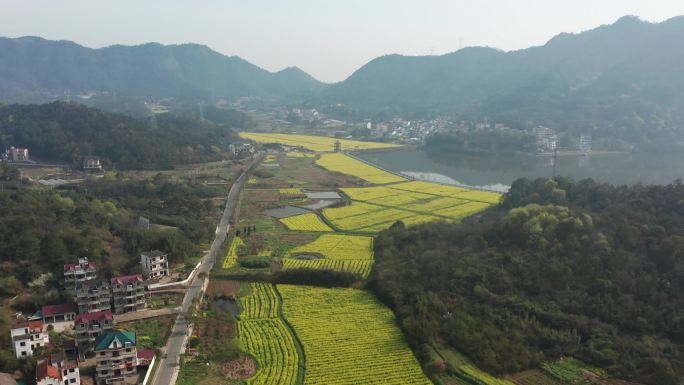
[95,331,136,351]
[42,303,76,316]
[111,274,144,285]
[74,310,113,324]
[64,260,97,273]
[36,359,60,381]
[142,250,167,258]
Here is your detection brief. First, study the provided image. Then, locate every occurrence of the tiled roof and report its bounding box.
[111,274,143,285]
[95,331,136,351]
[42,303,76,316]
[74,310,113,325]
[35,360,60,381]
[142,250,167,258]
[12,319,43,330]
[63,261,96,272]
[137,348,155,361]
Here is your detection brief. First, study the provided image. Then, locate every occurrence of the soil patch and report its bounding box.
[221,356,257,380]
[291,254,323,260]
[212,298,239,316]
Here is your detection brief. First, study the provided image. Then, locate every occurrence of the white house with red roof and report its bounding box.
[36,356,80,385]
[111,275,146,314]
[64,257,97,291]
[10,320,49,359]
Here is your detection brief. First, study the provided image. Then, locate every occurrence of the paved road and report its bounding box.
[151,153,263,385]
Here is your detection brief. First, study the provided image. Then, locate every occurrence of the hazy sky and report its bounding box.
[2,1,684,82]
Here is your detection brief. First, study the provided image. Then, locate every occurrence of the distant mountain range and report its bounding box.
[2,16,684,143]
[0,36,324,103]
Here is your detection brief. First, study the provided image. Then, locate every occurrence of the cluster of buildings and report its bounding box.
[2,146,29,162]
[9,252,169,385]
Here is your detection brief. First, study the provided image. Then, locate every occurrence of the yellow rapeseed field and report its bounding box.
[240,132,402,152]
[316,153,406,184]
[278,285,432,385]
[279,213,333,232]
[282,234,374,277]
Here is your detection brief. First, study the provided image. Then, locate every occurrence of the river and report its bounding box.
[356,148,684,192]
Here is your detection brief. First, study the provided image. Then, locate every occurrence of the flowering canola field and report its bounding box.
[238,282,300,385]
[316,153,406,184]
[222,236,244,269]
[279,213,333,232]
[278,285,432,385]
[240,132,402,152]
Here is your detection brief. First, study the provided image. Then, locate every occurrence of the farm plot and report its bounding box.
[458,365,517,385]
[542,357,606,384]
[325,206,414,232]
[505,370,565,385]
[285,152,315,158]
[278,285,432,385]
[279,213,333,232]
[240,282,280,319]
[286,234,373,260]
[282,259,373,278]
[238,282,300,385]
[222,237,245,269]
[434,201,492,219]
[240,132,402,152]
[322,202,385,221]
[341,186,432,206]
[316,153,405,184]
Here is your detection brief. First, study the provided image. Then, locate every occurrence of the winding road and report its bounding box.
[151,153,263,385]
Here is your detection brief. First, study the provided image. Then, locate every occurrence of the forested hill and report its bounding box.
[371,178,684,385]
[0,36,324,103]
[323,16,684,144]
[0,102,247,169]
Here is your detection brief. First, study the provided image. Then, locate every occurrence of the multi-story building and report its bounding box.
[74,310,114,357]
[94,331,138,385]
[111,275,146,315]
[82,158,102,171]
[76,280,112,314]
[140,250,170,280]
[2,147,29,162]
[10,320,49,359]
[36,355,80,385]
[64,257,97,291]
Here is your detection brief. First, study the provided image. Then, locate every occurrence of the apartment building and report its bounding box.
[94,331,138,385]
[111,275,146,315]
[76,279,112,314]
[74,310,114,357]
[64,257,97,291]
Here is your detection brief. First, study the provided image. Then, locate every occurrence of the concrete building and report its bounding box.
[41,303,77,324]
[228,142,254,157]
[64,257,97,291]
[36,356,80,385]
[74,310,114,357]
[83,158,103,171]
[140,250,169,280]
[2,147,29,162]
[111,275,146,315]
[10,320,49,359]
[94,331,138,385]
[76,280,112,314]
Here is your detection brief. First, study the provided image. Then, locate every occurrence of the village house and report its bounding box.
[74,310,114,357]
[2,147,29,162]
[41,303,77,324]
[36,355,80,385]
[228,142,254,157]
[64,257,97,291]
[140,250,169,280]
[111,275,146,314]
[94,331,138,385]
[10,320,49,359]
[76,279,112,314]
[82,157,102,171]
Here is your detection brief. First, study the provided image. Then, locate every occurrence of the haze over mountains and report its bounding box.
[2,16,684,140]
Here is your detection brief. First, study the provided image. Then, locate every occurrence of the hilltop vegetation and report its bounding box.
[371,178,684,385]
[0,102,245,168]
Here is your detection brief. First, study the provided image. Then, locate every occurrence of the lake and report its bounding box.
[356,148,684,192]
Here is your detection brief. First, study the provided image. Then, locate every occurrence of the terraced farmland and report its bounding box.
[279,213,333,232]
[286,234,373,260]
[317,153,406,184]
[238,282,301,385]
[240,132,402,152]
[278,285,432,385]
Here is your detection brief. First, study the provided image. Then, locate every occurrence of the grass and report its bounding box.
[118,315,176,350]
[278,285,431,385]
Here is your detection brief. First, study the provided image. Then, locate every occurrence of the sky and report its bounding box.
[2,1,684,83]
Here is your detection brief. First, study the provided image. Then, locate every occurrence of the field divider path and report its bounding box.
[274,284,307,385]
